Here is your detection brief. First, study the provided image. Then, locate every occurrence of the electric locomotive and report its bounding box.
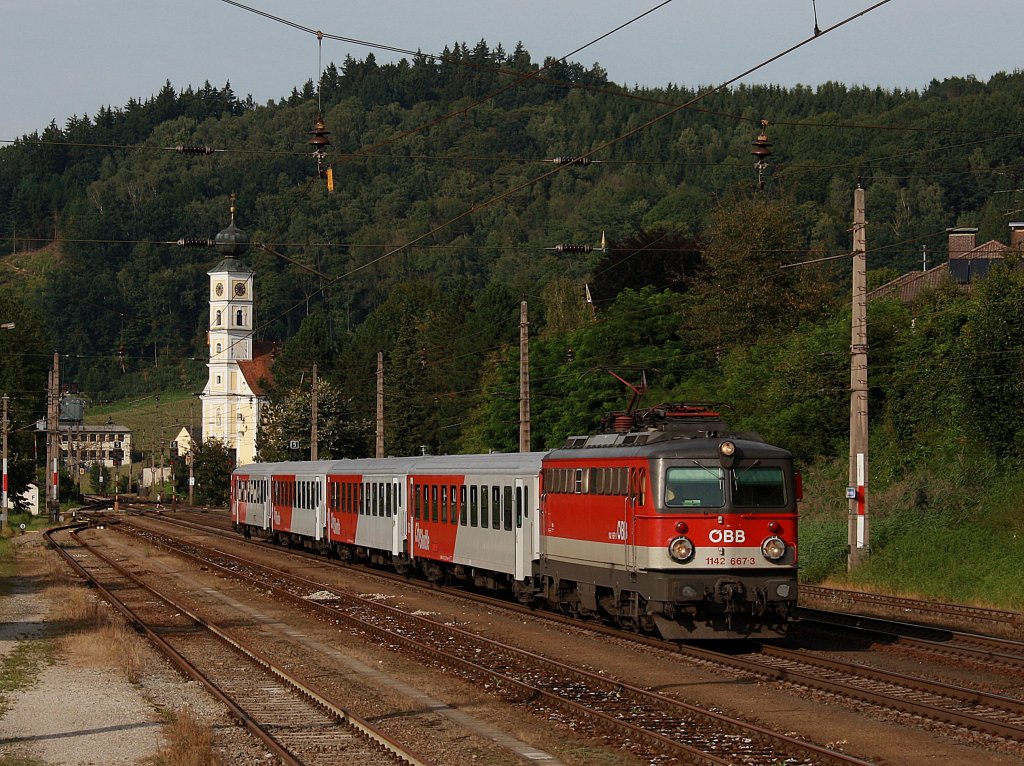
[230,404,799,639]
[539,404,798,639]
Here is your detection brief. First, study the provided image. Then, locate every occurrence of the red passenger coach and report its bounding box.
[231,404,799,639]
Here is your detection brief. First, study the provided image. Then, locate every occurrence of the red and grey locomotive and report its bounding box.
[231,404,799,639]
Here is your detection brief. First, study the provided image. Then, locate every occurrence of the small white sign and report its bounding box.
[189,477,196,486]
[289,440,300,450]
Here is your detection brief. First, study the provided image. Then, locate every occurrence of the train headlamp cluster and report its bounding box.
[719,441,736,457]
[668,536,695,563]
[761,536,787,561]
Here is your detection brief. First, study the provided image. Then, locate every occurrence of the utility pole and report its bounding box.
[519,300,531,453]
[310,363,318,461]
[188,401,195,507]
[375,352,384,459]
[848,185,870,571]
[46,353,60,523]
[1,395,8,530]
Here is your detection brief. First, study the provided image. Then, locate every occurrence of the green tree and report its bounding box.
[256,377,365,461]
[955,263,1024,458]
[688,193,833,354]
[192,439,234,506]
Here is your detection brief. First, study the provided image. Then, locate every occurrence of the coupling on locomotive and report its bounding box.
[231,403,799,639]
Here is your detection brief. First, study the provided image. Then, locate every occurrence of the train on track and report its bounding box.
[231,403,800,639]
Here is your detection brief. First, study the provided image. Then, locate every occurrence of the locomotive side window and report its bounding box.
[733,466,786,507]
[664,466,725,508]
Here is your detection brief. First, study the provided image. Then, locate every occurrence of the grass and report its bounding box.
[0,641,56,716]
[142,708,225,766]
[86,389,198,458]
[799,443,1024,611]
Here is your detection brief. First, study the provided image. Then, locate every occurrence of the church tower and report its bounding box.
[201,198,267,466]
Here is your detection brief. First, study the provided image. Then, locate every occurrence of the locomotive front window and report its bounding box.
[664,466,725,508]
[733,466,786,507]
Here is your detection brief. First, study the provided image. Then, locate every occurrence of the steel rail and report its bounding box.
[112,517,874,766]
[47,523,431,766]
[801,584,1021,626]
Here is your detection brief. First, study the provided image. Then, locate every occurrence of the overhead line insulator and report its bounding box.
[551,156,593,166]
[176,237,214,248]
[175,145,215,155]
[552,243,593,254]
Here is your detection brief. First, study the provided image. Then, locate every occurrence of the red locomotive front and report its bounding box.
[538,404,799,639]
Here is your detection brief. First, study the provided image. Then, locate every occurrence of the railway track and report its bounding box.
[797,608,1024,673]
[46,523,432,766]
[102,515,872,766]
[120,507,1024,752]
[800,584,1022,630]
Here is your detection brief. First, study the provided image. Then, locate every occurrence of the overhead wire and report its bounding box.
[154,0,897,370]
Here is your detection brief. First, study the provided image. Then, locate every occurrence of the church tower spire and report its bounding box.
[201,196,261,465]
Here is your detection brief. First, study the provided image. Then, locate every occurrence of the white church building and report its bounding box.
[200,201,275,466]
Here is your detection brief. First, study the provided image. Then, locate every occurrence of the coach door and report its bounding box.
[514,478,529,580]
[625,467,645,575]
[391,477,404,555]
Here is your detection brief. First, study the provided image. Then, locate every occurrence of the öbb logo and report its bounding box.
[708,529,745,544]
[608,520,628,541]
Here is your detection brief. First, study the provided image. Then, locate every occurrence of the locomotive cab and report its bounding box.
[538,404,799,639]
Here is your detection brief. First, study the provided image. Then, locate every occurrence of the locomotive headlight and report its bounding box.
[668,536,695,563]
[761,536,787,561]
[719,440,736,457]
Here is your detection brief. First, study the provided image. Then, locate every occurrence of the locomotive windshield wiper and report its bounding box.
[689,460,722,479]
[733,459,761,487]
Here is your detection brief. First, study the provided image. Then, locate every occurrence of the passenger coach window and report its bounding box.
[431,485,439,522]
[664,466,725,508]
[414,484,422,519]
[470,486,478,527]
[733,466,786,507]
[480,486,488,528]
[492,486,501,529]
[503,486,513,530]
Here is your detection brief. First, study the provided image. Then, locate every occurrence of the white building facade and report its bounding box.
[199,206,270,466]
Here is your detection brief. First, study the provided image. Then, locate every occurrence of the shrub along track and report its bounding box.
[46,523,432,766]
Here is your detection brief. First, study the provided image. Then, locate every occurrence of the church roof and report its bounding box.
[237,341,278,396]
[208,256,254,275]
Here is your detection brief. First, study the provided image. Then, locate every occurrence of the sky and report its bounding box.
[1,0,1021,140]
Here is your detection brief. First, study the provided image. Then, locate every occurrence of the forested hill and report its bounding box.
[1,45,1023,459]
